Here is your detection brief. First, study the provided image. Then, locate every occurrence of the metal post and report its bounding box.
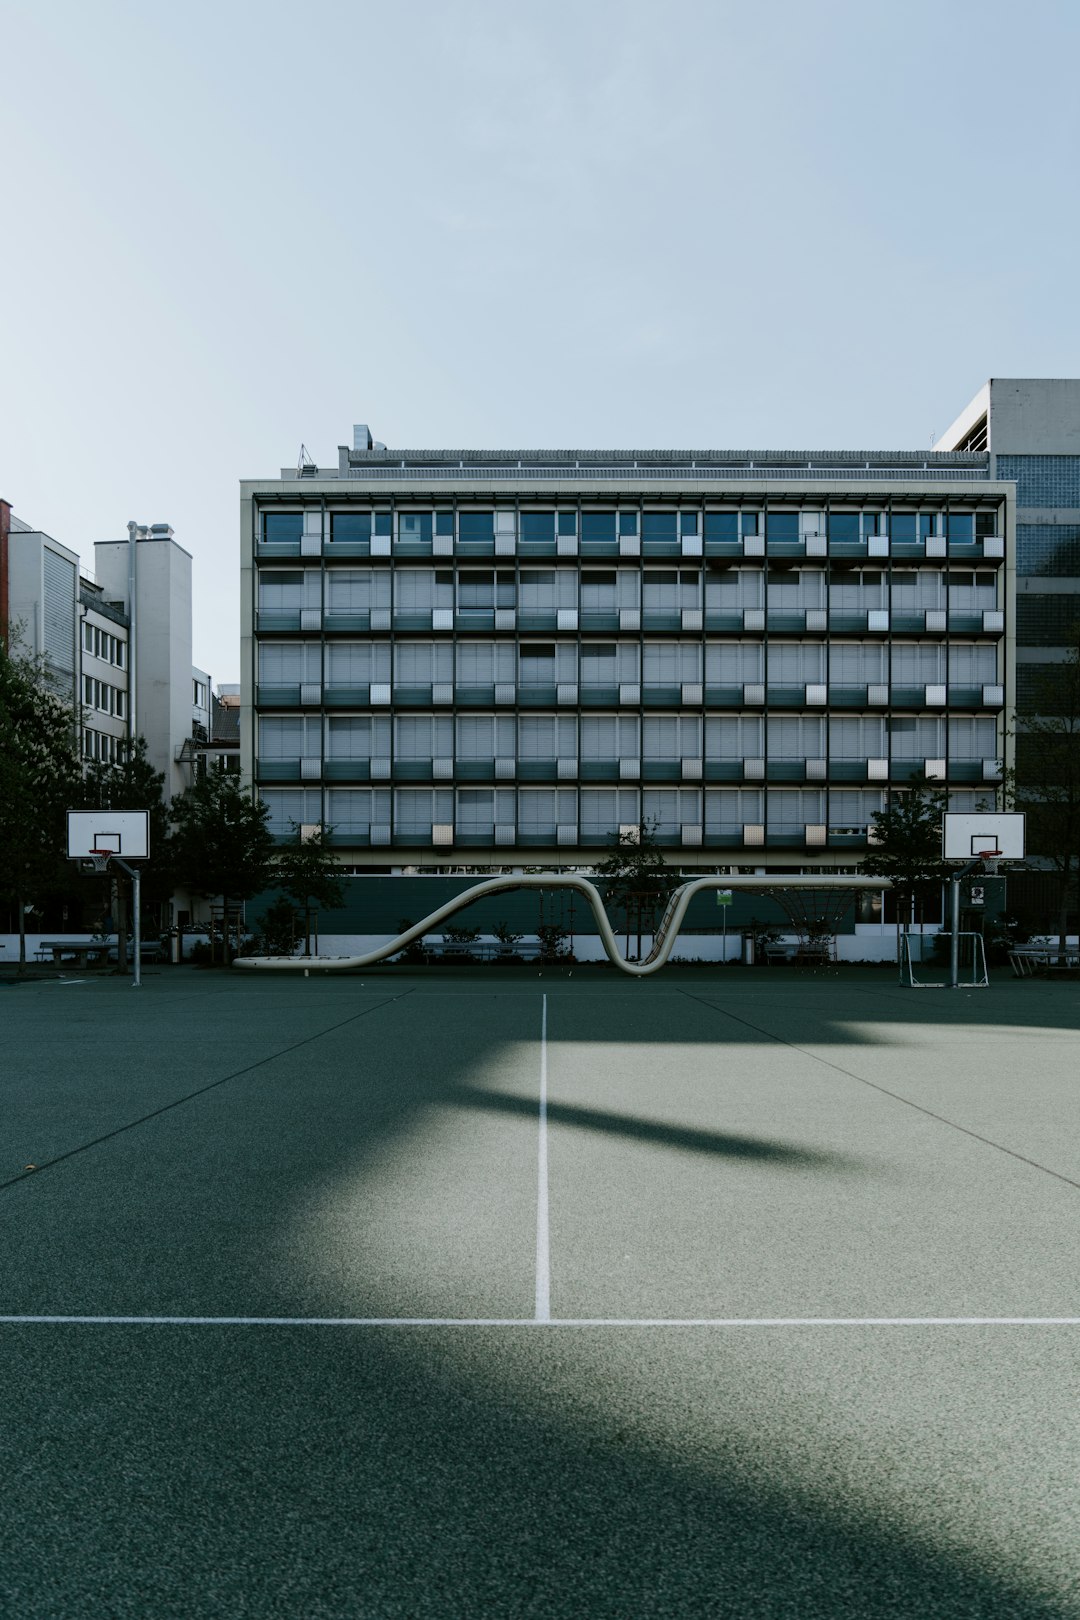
[949,876,961,990]
[132,866,141,990]
[126,522,139,756]
[113,857,142,990]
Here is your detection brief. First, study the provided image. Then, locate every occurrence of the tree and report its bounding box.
[0,640,82,970]
[1004,629,1080,960]
[170,766,276,961]
[860,786,950,953]
[594,819,673,958]
[271,823,345,955]
[77,740,173,969]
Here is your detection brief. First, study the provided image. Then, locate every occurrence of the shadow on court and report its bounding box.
[456,1083,859,1169]
[1,974,1078,1615]
[1,1325,1074,1619]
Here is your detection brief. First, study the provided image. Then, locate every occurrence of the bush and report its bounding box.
[254,897,302,956]
[537,923,573,963]
[392,918,427,965]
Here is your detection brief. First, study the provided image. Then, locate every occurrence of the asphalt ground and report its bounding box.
[2,964,1080,1617]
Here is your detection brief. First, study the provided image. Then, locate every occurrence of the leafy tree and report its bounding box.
[271,822,345,955]
[860,786,950,953]
[170,765,276,961]
[1004,629,1080,959]
[0,640,82,969]
[77,740,173,966]
[594,819,673,956]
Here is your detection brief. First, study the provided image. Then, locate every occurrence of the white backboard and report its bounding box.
[67,810,149,861]
[942,811,1025,861]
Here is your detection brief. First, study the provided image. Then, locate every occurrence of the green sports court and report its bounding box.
[2,965,1079,1617]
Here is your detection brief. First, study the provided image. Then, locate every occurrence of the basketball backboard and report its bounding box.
[67,810,150,862]
[942,811,1025,861]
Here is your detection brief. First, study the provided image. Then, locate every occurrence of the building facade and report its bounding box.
[2,507,227,798]
[242,432,1014,873]
[79,575,130,765]
[2,513,81,711]
[937,379,1080,721]
[93,523,198,799]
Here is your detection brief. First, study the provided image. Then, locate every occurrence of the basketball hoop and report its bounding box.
[79,854,113,875]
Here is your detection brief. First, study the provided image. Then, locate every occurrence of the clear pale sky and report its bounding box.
[2,0,1078,681]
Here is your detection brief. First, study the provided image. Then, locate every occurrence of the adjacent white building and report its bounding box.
[2,506,224,802]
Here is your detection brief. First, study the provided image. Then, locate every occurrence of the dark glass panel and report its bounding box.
[642,511,677,542]
[458,511,494,542]
[331,512,371,543]
[767,512,799,542]
[704,513,738,542]
[581,512,616,542]
[521,512,554,542]
[264,512,303,543]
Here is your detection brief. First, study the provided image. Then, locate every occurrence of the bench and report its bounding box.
[1010,947,1080,977]
[38,940,110,968]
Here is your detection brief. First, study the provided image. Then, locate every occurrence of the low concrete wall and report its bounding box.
[312,929,917,965]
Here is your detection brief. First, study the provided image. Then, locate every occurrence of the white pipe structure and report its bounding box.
[234,872,891,979]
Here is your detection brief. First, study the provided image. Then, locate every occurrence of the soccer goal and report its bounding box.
[900,930,988,989]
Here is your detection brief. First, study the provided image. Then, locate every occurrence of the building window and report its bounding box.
[331,512,371,544]
[263,512,303,544]
[642,511,677,543]
[521,512,554,543]
[458,512,493,543]
[398,512,432,544]
[581,512,616,543]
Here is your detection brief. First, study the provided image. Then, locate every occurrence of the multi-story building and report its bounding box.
[2,506,225,797]
[937,379,1080,721]
[242,428,1013,874]
[2,511,81,710]
[93,522,198,799]
[79,572,130,764]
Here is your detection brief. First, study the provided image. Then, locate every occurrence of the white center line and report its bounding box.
[3,1315,1080,1329]
[535,993,550,1323]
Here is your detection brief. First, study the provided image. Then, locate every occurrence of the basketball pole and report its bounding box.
[111,856,142,990]
[948,855,996,990]
[949,874,961,991]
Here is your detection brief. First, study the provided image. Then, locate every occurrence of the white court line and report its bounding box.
[535,993,550,1322]
[3,1315,1080,1329]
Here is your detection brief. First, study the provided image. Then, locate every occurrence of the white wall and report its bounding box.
[96,535,194,798]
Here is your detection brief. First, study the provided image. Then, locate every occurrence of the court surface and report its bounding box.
[2,965,1080,1618]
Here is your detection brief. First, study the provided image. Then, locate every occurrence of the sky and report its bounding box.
[2,0,1079,681]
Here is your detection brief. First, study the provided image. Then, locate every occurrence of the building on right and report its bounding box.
[937,380,1080,720]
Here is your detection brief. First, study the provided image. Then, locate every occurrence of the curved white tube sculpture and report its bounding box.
[234,872,889,979]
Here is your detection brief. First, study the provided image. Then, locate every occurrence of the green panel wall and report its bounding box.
[249,877,858,936]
